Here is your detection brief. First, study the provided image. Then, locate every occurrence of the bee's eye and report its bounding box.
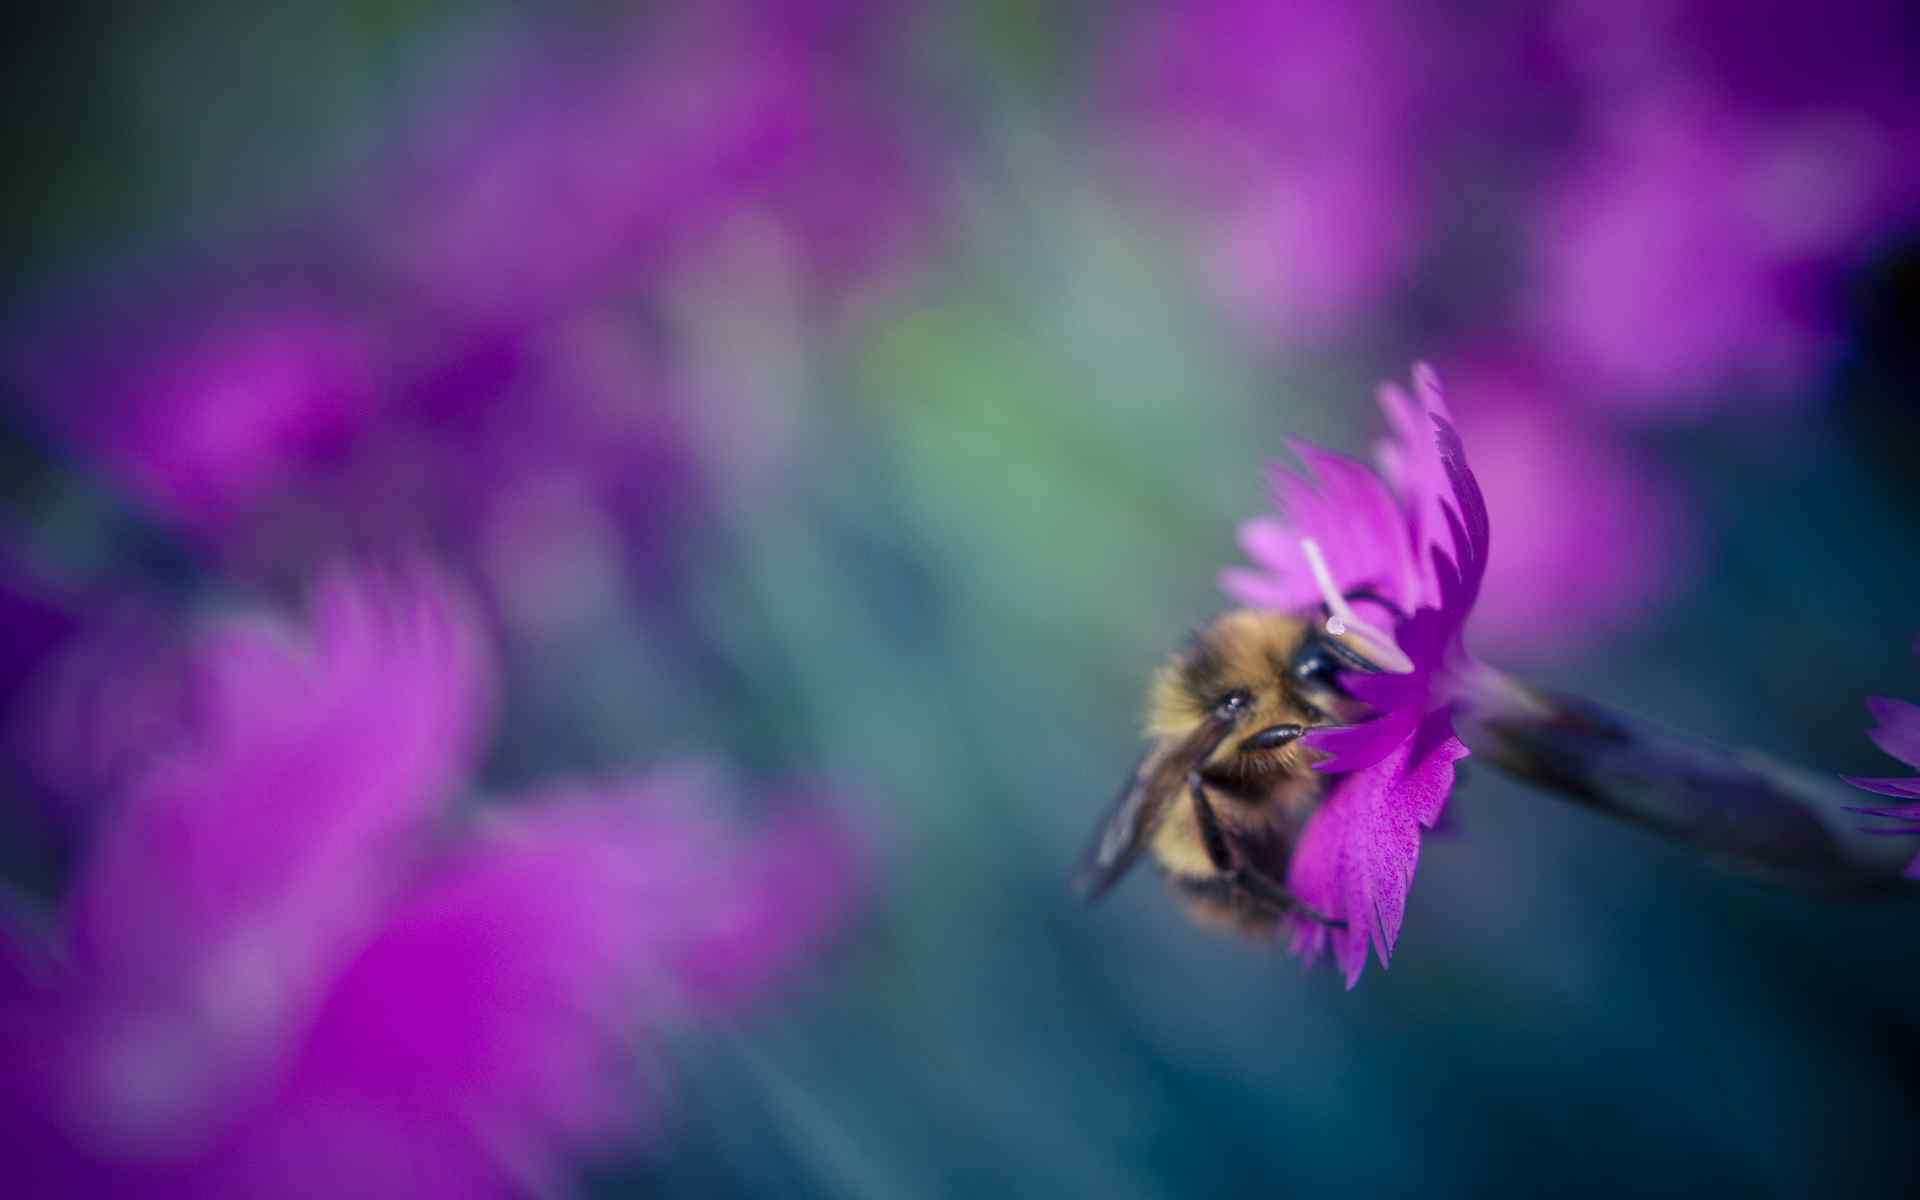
[1292,643,1340,689]
[1211,688,1253,718]
[1292,634,1376,691]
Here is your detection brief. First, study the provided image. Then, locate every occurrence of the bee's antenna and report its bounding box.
[1301,538,1415,674]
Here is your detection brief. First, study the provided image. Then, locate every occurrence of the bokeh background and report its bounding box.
[4,2,1920,1196]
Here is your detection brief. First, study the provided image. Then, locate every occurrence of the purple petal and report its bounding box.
[1279,441,1423,610]
[11,605,199,828]
[371,21,929,327]
[199,779,860,1197]
[1374,370,1450,602]
[60,566,491,1147]
[1526,93,1877,408]
[1840,776,1920,800]
[1432,415,1490,616]
[1304,605,1454,775]
[1224,365,1488,630]
[1229,437,1427,617]
[1219,565,1318,613]
[1288,708,1467,988]
[1340,663,1430,711]
[1841,799,1920,821]
[1864,696,1920,771]
[1225,365,1488,985]
[21,302,381,541]
[1103,0,1425,341]
[1223,519,1330,617]
[665,802,867,1009]
[1237,515,1300,571]
[1307,704,1420,775]
[1411,363,1452,422]
[1439,360,1699,659]
[195,797,671,1196]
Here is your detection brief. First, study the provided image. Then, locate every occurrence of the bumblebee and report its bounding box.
[1075,590,1398,937]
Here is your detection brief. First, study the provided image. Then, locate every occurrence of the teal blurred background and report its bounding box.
[5,3,1920,1196]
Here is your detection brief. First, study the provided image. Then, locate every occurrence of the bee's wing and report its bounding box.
[1073,744,1176,902]
[1075,713,1235,902]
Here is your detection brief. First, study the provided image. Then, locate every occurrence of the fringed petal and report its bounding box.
[1288,709,1467,987]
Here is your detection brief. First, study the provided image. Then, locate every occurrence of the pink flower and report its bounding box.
[1104,0,1425,341]
[1444,359,1693,661]
[1531,92,1867,412]
[11,5,932,605]
[1530,0,1920,416]
[1843,639,1920,881]
[0,565,861,1196]
[368,9,930,328]
[1224,365,1489,986]
[17,301,381,542]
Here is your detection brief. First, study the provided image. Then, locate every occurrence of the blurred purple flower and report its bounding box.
[16,284,700,639]
[1534,0,1920,413]
[1444,360,1692,660]
[1105,0,1425,341]
[367,9,930,328]
[9,604,190,832]
[1530,91,1899,411]
[1223,366,1488,986]
[0,566,862,1196]
[17,300,382,542]
[1556,0,1920,131]
[1843,639,1920,880]
[250,317,700,627]
[13,5,932,623]
[0,542,194,833]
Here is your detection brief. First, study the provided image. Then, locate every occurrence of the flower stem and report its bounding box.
[1456,671,1913,894]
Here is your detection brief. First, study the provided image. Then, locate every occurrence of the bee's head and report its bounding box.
[1149,609,1389,757]
[1287,625,1389,701]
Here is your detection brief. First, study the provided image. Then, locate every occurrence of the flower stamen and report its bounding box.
[1300,538,1415,674]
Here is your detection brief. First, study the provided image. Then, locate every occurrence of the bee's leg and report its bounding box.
[1188,774,1236,872]
[1187,775,1345,929]
[1227,864,1346,929]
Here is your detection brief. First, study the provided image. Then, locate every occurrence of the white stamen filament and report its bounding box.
[1300,538,1416,674]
